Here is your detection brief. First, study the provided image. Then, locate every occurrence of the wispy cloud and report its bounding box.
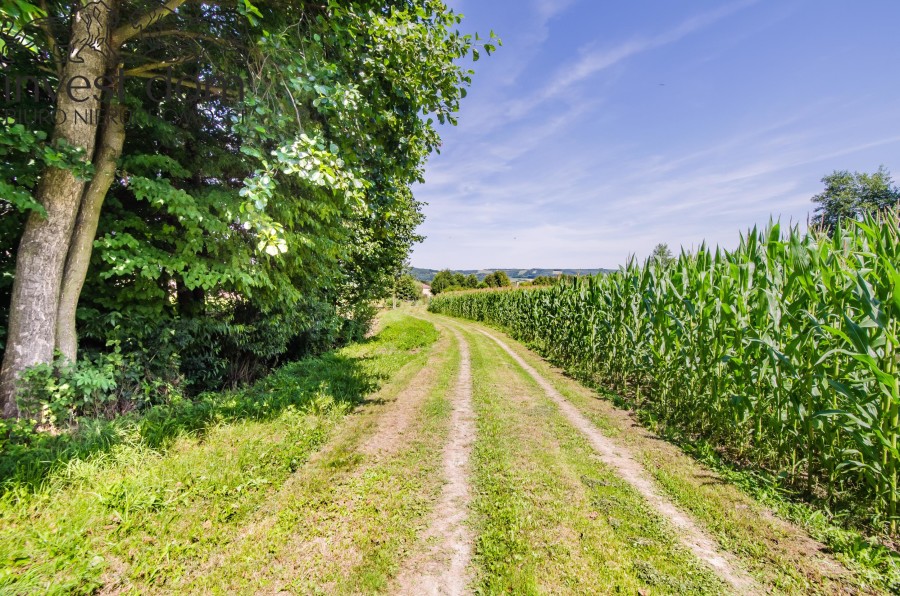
[412,0,900,269]
[506,0,758,120]
[533,0,579,21]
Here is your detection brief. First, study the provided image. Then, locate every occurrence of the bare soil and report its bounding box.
[394,326,475,595]
[477,328,763,595]
[170,333,451,593]
[362,344,447,459]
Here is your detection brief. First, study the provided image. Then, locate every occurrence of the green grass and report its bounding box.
[9,307,893,593]
[556,364,900,593]
[460,316,895,594]
[663,439,900,593]
[187,319,461,594]
[462,324,723,594]
[0,311,438,594]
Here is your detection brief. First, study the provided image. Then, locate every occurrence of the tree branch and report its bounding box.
[138,29,224,44]
[123,55,196,76]
[126,71,242,99]
[112,0,189,47]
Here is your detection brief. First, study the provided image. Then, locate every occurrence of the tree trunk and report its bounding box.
[56,100,126,362]
[0,2,114,418]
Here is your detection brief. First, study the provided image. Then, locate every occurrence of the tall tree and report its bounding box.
[394,274,421,302]
[650,243,674,268]
[1,0,124,417]
[483,271,510,287]
[812,167,900,232]
[430,269,456,294]
[0,0,496,416]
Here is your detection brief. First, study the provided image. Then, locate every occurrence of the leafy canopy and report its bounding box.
[812,166,900,232]
[1,0,497,394]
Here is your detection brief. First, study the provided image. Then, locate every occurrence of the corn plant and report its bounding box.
[429,210,900,534]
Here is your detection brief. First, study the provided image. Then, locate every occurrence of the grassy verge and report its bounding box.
[664,440,900,593]
[461,324,723,595]
[186,319,461,594]
[0,311,437,594]
[459,317,894,594]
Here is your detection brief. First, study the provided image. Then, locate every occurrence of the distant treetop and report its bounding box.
[812,167,899,232]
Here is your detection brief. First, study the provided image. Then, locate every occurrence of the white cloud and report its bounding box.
[533,0,578,21]
[411,0,900,269]
[506,0,759,120]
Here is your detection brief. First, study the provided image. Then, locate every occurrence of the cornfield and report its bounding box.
[430,212,900,533]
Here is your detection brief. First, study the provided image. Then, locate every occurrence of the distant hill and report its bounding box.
[410,267,614,283]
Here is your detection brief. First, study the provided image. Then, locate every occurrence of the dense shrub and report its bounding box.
[0,313,435,488]
[395,274,423,302]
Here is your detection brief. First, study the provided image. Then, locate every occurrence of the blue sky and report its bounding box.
[410,0,900,269]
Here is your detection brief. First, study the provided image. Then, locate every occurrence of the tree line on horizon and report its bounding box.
[417,166,900,292]
[429,269,513,294]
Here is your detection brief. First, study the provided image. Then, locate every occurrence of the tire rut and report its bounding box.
[476,328,762,596]
[361,337,449,459]
[394,326,475,596]
[172,333,450,592]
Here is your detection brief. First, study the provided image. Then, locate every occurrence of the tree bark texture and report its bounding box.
[0,1,115,417]
[55,100,126,362]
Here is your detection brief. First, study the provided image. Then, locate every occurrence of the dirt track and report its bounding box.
[475,327,761,594]
[394,325,475,595]
[29,309,872,595]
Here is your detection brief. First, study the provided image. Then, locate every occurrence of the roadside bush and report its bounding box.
[395,274,422,301]
[530,275,557,286]
[483,271,511,287]
[15,344,181,428]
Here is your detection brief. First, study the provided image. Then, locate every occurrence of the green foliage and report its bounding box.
[16,354,123,427]
[0,1,45,57]
[0,314,437,491]
[0,121,47,216]
[483,271,511,288]
[0,121,96,217]
[1,1,494,397]
[530,275,557,286]
[650,243,674,268]
[431,211,900,536]
[431,269,469,294]
[394,273,422,302]
[812,167,900,232]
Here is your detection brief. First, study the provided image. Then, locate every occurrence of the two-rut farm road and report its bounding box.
[0,309,875,594]
[390,310,866,595]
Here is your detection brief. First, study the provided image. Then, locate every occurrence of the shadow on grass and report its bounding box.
[0,345,379,492]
